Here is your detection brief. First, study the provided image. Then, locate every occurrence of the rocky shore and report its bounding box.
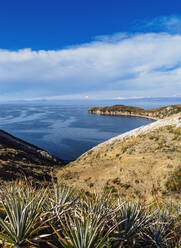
[88,104,181,120]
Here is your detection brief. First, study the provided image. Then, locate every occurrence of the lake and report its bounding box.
[0,97,180,161]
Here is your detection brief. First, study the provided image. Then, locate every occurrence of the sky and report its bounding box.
[0,0,181,101]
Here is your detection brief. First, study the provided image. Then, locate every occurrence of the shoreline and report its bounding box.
[77,112,181,161]
[0,129,63,163]
[88,104,181,121]
[88,111,159,120]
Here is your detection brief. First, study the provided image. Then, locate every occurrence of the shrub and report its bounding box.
[166,167,181,192]
[113,202,153,247]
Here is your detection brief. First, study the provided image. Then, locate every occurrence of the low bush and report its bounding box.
[166,167,181,192]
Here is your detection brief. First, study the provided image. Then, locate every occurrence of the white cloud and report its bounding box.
[134,15,181,34]
[0,31,181,100]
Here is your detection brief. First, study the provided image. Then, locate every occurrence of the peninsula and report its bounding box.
[88,104,181,120]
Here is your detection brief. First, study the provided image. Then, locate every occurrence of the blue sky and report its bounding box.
[0,0,181,101]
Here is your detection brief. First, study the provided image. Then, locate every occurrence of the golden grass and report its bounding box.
[57,124,181,204]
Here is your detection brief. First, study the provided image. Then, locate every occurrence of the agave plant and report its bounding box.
[140,207,180,248]
[44,184,78,247]
[79,193,118,220]
[47,183,77,236]
[52,209,113,248]
[0,182,49,247]
[48,184,76,218]
[114,201,153,247]
[50,192,120,248]
[140,222,177,248]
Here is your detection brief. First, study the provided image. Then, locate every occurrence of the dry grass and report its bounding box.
[57,123,181,203]
[0,132,63,183]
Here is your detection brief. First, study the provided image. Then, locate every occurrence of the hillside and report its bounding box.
[57,113,181,203]
[88,104,181,120]
[0,129,64,183]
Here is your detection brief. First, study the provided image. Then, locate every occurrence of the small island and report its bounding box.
[88,104,181,120]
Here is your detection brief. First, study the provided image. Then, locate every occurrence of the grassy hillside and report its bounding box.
[0,130,64,183]
[57,113,181,203]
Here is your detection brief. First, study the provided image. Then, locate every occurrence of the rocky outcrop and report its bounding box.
[88,104,181,120]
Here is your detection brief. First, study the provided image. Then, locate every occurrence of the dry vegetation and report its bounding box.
[0,130,64,183]
[88,104,181,119]
[57,114,181,203]
[0,107,181,247]
[0,181,180,248]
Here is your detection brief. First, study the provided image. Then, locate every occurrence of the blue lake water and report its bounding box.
[0,97,180,161]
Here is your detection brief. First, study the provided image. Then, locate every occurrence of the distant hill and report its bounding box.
[88,104,181,120]
[57,112,181,203]
[0,130,64,183]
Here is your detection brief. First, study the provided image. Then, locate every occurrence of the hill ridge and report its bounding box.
[0,129,64,183]
[57,113,181,202]
[79,113,181,158]
[88,104,181,120]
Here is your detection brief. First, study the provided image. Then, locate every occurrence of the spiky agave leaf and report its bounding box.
[48,184,76,217]
[81,192,117,215]
[47,184,78,235]
[70,192,121,244]
[0,182,49,247]
[52,193,119,248]
[55,212,113,248]
[114,201,153,247]
[140,222,177,248]
[45,184,79,247]
[140,207,180,248]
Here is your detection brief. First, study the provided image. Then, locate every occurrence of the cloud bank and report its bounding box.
[1,17,181,100]
[135,15,181,34]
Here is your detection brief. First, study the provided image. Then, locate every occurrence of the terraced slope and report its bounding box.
[0,130,64,183]
[57,113,181,203]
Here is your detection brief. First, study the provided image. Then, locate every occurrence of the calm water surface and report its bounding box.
[0,97,180,161]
